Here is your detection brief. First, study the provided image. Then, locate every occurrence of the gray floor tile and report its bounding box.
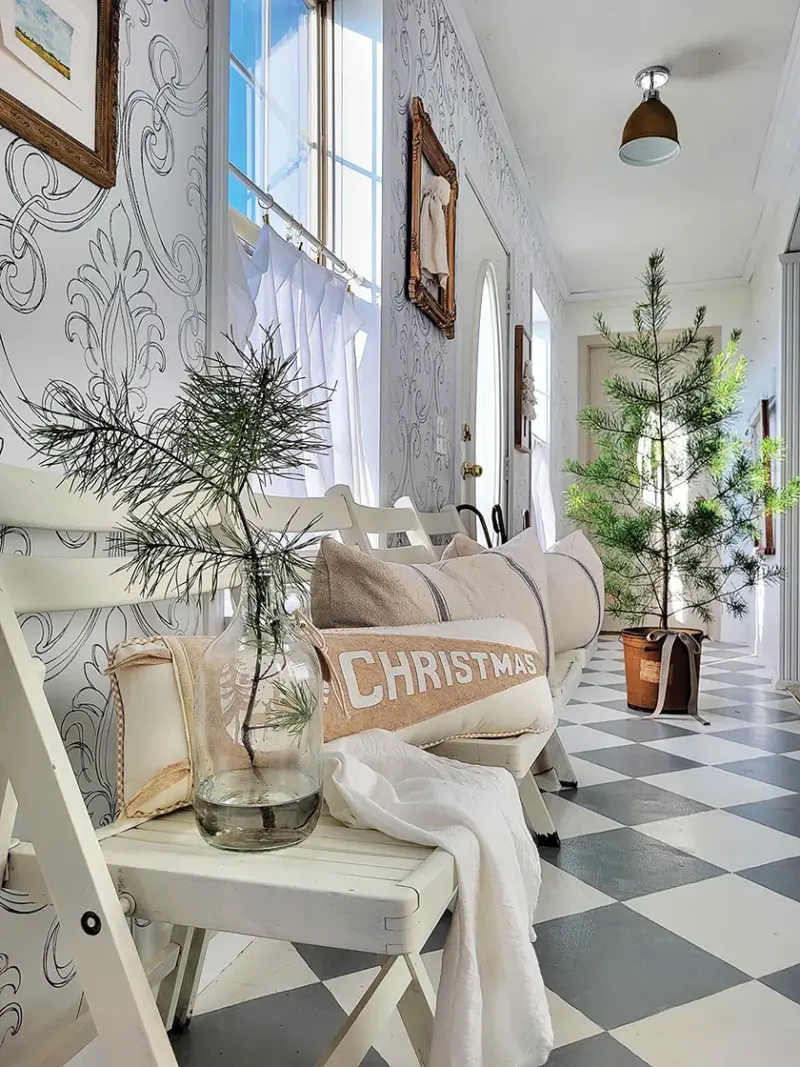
[588,717,695,742]
[715,726,800,754]
[293,942,381,981]
[729,793,800,838]
[760,964,800,1006]
[565,778,711,826]
[708,672,781,688]
[720,685,789,706]
[578,744,701,777]
[542,828,724,900]
[715,703,800,725]
[740,856,800,903]
[721,755,800,793]
[172,983,390,1066]
[545,1032,651,1066]
[534,903,746,1029]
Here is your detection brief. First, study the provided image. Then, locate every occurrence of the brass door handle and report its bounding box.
[462,462,483,479]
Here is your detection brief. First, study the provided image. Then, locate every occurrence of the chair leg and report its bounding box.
[158,927,210,1034]
[518,771,560,849]
[398,952,436,1065]
[544,731,578,788]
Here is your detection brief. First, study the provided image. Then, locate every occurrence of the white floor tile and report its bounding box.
[195,938,318,1013]
[569,685,630,704]
[559,702,633,725]
[758,697,800,711]
[559,724,634,754]
[567,756,630,786]
[577,671,627,685]
[612,981,800,1067]
[786,750,800,761]
[697,693,739,710]
[773,718,800,735]
[639,766,792,808]
[546,989,603,1049]
[324,953,443,1067]
[543,792,621,839]
[643,733,771,765]
[635,809,800,871]
[626,874,800,977]
[657,711,753,734]
[534,861,615,923]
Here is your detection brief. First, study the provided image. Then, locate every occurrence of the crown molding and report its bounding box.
[565,275,749,305]
[443,0,569,303]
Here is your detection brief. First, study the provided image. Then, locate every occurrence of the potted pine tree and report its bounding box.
[566,250,800,717]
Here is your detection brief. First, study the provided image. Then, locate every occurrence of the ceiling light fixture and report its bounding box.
[619,66,680,168]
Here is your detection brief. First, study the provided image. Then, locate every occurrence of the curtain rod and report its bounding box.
[229,163,367,288]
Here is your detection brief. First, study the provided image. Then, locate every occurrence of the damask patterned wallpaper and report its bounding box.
[0,1,208,1058]
[380,0,574,531]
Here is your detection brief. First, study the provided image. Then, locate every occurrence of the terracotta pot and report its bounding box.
[620,626,705,713]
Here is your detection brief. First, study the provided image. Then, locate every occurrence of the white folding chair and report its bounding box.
[0,465,456,1066]
[394,498,468,559]
[328,485,437,563]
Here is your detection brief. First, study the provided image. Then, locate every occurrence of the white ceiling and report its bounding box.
[461,0,800,297]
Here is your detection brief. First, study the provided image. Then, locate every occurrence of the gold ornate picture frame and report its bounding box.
[0,0,120,188]
[407,96,458,339]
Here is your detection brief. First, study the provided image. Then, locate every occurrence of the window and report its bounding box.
[227,0,382,303]
[229,0,323,235]
[530,287,550,444]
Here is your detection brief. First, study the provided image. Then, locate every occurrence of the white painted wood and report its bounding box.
[517,771,558,841]
[0,768,18,886]
[0,588,177,1065]
[0,464,125,531]
[314,956,412,1067]
[397,952,437,1066]
[331,484,437,562]
[780,256,800,685]
[8,813,457,955]
[398,498,467,547]
[541,731,578,788]
[157,927,209,1034]
[17,944,180,1067]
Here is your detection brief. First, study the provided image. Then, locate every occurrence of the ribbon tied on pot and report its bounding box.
[645,629,709,726]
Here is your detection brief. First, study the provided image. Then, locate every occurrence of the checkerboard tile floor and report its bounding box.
[172,637,800,1066]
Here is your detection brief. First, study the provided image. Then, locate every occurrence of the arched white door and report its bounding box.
[457,176,509,542]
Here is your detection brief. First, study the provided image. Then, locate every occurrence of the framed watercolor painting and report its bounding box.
[0,0,120,187]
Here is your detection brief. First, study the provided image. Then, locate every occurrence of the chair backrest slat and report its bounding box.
[394,498,467,558]
[0,464,125,532]
[329,486,436,564]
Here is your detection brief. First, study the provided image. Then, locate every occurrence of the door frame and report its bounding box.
[454,169,512,520]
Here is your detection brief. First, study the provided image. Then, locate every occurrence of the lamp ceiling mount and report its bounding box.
[634,66,670,93]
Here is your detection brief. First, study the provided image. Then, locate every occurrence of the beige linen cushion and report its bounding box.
[336,524,555,670]
[545,530,605,652]
[108,618,553,823]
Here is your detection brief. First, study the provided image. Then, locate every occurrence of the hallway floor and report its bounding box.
[173,637,800,1066]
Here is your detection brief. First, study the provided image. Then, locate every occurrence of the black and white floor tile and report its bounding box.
[172,638,800,1066]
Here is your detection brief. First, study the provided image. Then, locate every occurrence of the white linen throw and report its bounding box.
[323,730,553,1067]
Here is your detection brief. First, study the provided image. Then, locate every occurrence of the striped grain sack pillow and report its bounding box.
[311,528,554,673]
[107,618,554,822]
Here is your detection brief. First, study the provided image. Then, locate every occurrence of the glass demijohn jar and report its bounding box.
[193,584,324,851]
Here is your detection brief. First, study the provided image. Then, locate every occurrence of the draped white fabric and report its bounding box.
[530,441,557,550]
[228,220,379,505]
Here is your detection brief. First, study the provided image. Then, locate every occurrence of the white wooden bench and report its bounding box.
[0,464,457,1066]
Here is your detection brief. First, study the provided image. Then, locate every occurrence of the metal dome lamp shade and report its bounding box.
[619,66,680,167]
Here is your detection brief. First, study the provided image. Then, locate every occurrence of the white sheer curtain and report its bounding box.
[227,219,379,504]
[530,440,557,550]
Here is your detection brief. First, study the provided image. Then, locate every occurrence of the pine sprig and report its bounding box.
[26,330,332,763]
[567,249,800,629]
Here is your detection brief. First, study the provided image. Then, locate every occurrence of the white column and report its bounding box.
[779,252,800,685]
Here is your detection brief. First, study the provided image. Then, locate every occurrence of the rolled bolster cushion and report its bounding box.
[545,530,605,653]
[108,618,555,824]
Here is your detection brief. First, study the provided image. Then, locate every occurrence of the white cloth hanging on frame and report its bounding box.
[420,175,451,285]
[229,223,379,504]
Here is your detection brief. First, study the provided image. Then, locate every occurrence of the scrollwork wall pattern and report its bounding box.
[382,0,567,527]
[0,1,207,1057]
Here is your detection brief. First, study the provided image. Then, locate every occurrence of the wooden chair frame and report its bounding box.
[0,465,456,1066]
